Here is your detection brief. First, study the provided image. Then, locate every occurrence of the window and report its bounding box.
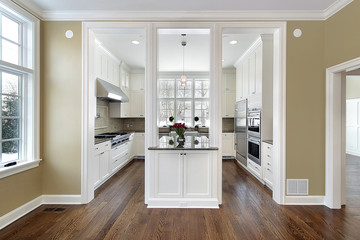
[158,74,210,127]
[0,1,40,176]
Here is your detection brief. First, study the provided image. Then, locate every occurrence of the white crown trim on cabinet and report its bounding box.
[10,0,354,21]
[0,195,82,230]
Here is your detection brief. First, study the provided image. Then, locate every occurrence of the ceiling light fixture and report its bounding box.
[131,40,140,45]
[180,34,187,87]
[229,40,238,45]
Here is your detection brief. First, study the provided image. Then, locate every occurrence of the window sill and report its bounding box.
[0,159,42,179]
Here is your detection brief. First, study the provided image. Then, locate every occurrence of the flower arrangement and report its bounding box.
[173,122,188,137]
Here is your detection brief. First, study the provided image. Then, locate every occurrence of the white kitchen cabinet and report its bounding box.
[93,141,111,188]
[222,70,236,118]
[133,132,145,156]
[222,133,235,157]
[152,150,213,199]
[94,41,120,87]
[262,141,273,189]
[131,73,145,91]
[346,99,360,156]
[236,64,243,101]
[110,141,130,172]
[120,62,130,95]
[247,159,263,181]
[130,90,145,117]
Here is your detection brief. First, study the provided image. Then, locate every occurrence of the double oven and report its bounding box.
[247,109,261,165]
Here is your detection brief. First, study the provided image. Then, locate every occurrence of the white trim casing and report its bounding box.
[0,194,81,230]
[285,196,325,205]
[10,0,354,21]
[0,159,41,178]
[325,57,360,209]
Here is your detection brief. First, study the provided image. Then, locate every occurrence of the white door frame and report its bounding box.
[81,21,287,205]
[325,57,360,209]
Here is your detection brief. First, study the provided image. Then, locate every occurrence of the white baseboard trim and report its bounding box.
[285,195,325,205]
[42,195,82,204]
[147,198,219,208]
[0,194,82,230]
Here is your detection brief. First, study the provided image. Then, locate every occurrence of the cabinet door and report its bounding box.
[225,91,236,118]
[131,73,145,91]
[99,151,110,181]
[255,45,263,95]
[242,59,249,98]
[183,152,211,197]
[249,53,256,95]
[101,53,108,80]
[130,90,145,117]
[93,154,101,187]
[236,64,243,101]
[134,133,145,156]
[155,152,182,197]
[107,60,114,85]
[222,133,234,156]
[121,102,130,118]
[94,47,102,79]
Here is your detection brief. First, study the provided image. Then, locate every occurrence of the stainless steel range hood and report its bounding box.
[96,78,129,102]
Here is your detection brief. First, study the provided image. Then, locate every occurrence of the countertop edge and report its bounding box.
[148,147,219,151]
[262,139,273,145]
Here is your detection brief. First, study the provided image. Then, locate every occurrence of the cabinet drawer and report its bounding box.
[247,159,262,178]
[94,141,111,155]
[111,142,128,159]
[263,166,273,188]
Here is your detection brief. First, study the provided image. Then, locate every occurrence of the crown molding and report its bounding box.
[9,0,354,21]
[323,0,353,20]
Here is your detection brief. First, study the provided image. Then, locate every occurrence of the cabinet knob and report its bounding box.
[95,147,99,150]
[267,155,270,157]
[100,152,105,155]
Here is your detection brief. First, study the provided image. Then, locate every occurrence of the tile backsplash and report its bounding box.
[122,118,145,132]
[95,100,123,135]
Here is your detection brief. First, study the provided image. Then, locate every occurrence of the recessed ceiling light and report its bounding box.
[229,40,238,45]
[222,59,225,62]
[131,40,140,45]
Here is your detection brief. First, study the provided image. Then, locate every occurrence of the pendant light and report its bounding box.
[180,34,187,87]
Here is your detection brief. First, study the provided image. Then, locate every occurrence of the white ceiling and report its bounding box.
[19,0,338,11]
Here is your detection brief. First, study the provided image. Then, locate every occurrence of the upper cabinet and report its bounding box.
[222,69,236,118]
[94,43,120,87]
[234,35,273,109]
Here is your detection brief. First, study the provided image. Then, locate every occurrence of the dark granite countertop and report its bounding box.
[262,139,273,145]
[149,136,218,150]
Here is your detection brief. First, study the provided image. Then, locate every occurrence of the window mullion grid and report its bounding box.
[0,72,2,163]
[0,13,2,62]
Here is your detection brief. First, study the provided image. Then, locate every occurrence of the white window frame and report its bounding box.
[0,0,40,179]
[158,72,210,127]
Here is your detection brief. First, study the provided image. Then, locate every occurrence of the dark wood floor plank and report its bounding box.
[1,159,360,240]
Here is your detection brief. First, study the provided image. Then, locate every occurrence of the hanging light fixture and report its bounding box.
[180,34,187,87]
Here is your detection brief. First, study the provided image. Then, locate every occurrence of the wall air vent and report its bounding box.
[287,179,309,195]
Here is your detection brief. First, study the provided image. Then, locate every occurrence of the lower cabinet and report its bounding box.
[133,132,145,156]
[94,140,133,189]
[94,141,111,188]
[262,142,273,189]
[153,150,213,199]
[222,133,235,157]
[247,159,262,181]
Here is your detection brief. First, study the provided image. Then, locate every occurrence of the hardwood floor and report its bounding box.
[346,154,360,220]
[1,159,360,239]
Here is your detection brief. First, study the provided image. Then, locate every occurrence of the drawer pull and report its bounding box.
[100,152,105,155]
[95,147,99,150]
[105,144,108,147]
[267,155,271,157]
[267,168,272,172]
[267,162,271,166]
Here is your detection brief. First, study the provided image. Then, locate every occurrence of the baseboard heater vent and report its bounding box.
[287,179,309,195]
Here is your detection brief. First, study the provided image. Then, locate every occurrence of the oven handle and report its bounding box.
[248,138,260,144]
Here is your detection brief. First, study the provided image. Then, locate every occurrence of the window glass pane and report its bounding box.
[2,72,19,95]
[177,100,192,126]
[2,119,19,139]
[159,80,175,98]
[177,80,192,98]
[2,95,20,116]
[2,39,19,65]
[194,80,209,98]
[2,140,19,162]
[2,16,19,43]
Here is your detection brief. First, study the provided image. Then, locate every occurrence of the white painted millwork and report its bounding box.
[94,42,120,87]
[222,69,236,118]
[149,150,218,208]
[346,99,360,156]
[325,57,360,209]
[247,159,263,181]
[222,133,235,157]
[93,139,133,189]
[133,132,145,156]
[262,142,273,189]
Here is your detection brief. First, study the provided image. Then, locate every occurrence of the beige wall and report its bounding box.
[0,168,41,216]
[41,21,82,194]
[346,76,360,99]
[286,21,326,195]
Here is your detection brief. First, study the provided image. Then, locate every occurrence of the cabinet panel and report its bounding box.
[236,64,243,101]
[183,152,211,197]
[249,53,256,95]
[155,152,182,197]
[99,151,110,180]
[134,133,145,156]
[242,59,249,98]
[131,90,145,117]
[222,133,235,156]
[131,73,145,91]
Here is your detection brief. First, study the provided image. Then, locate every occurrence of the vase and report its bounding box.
[177,134,185,148]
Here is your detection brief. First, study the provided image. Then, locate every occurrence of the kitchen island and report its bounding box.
[148,136,220,208]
